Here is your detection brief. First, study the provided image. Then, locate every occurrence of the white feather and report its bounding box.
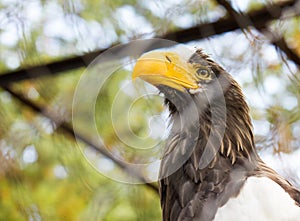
[213,177,300,221]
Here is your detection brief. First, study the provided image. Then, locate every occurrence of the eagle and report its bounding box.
[132,49,300,221]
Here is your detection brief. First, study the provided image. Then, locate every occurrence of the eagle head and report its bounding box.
[132,49,233,114]
[132,49,255,164]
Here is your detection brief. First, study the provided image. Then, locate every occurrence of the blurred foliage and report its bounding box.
[0,0,300,220]
[95,69,165,162]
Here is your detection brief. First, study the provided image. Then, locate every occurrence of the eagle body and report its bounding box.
[132,49,300,220]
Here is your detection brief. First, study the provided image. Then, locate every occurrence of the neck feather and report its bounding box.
[167,78,259,167]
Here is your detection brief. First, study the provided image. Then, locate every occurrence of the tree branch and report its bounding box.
[216,0,300,67]
[2,85,159,194]
[0,0,298,86]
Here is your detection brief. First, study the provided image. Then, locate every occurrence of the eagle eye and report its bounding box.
[196,68,210,78]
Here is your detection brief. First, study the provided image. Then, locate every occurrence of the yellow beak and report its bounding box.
[132,51,199,91]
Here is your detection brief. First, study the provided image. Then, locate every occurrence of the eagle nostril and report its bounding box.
[165,55,172,63]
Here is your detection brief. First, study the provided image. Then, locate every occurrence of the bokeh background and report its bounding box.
[0,0,300,220]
